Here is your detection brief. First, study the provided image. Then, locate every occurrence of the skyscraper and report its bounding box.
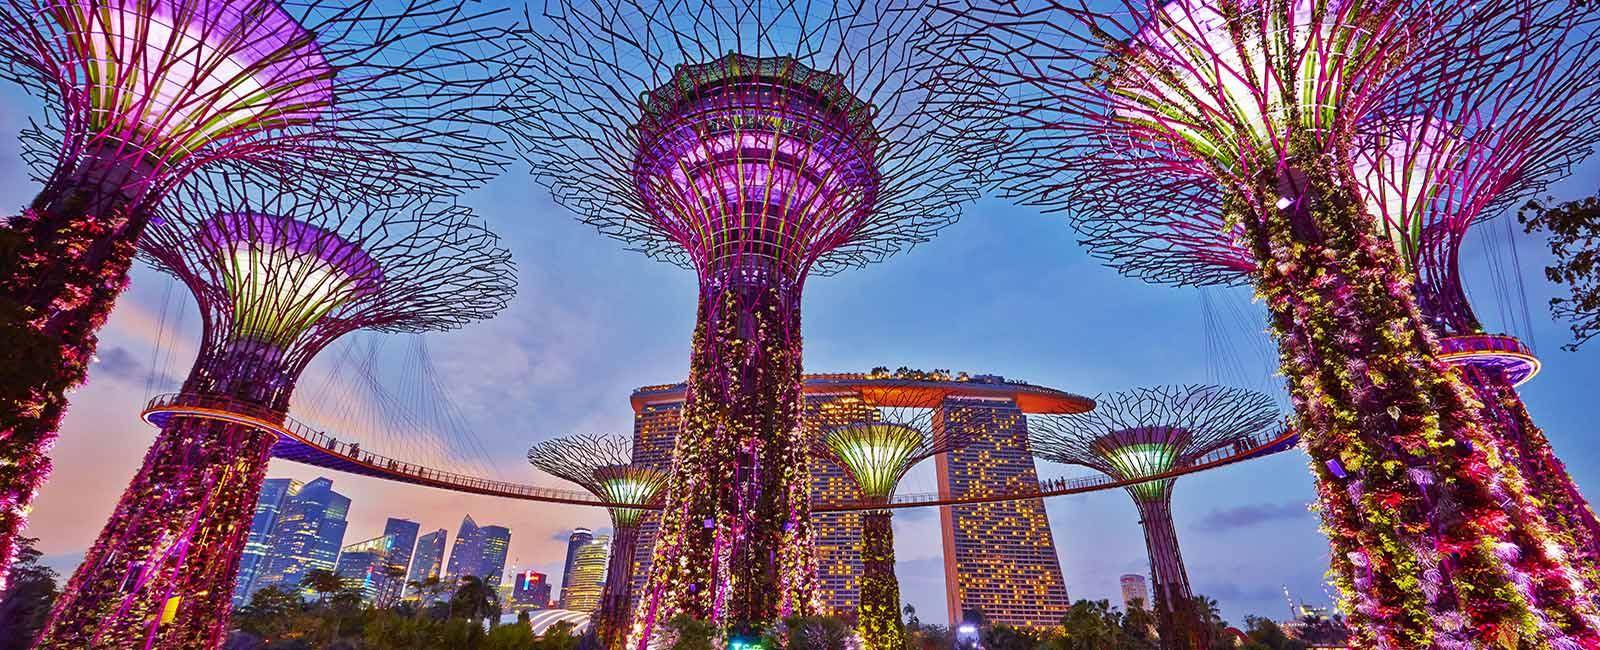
[407,528,448,596]
[563,535,611,614]
[559,527,594,608]
[1121,574,1150,610]
[254,477,351,599]
[512,570,553,610]
[445,515,483,584]
[444,515,512,590]
[233,477,302,607]
[335,534,398,605]
[937,397,1071,629]
[378,518,421,605]
[479,525,512,590]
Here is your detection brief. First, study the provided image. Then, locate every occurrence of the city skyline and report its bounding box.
[10,84,1597,625]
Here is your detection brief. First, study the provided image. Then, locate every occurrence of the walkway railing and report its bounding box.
[143,393,1298,512]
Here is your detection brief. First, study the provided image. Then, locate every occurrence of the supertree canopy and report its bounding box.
[810,383,982,650]
[0,0,512,589]
[1031,385,1280,650]
[527,435,670,650]
[33,175,515,649]
[501,0,993,641]
[944,0,1600,645]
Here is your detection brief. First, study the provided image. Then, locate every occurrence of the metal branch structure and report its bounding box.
[0,0,513,588]
[34,175,515,649]
[527,435,669,650]
[1031,386,1279,650]
[810,383,984,650]
[942,0,1600,645]
[500,0,995,641]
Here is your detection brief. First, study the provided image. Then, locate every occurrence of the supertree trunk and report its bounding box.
[1245,143,1600,647]
[0,154,157,590]
[632,273,816,645]
[38,339,296,649]
[34,416,276,649]
[597,523,642,650]
[1462,366,1600,595]
[858,510,904,650]
[1133,498,1206,650]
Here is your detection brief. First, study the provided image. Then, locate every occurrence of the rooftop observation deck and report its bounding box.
[630,371,1097,414]
[141,381,1295,512]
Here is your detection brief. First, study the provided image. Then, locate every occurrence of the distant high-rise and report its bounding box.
[559,527,594,608]
[233,477,302,606]
[512,570,553,610]
[937,397,1072,629]
[379,518,421,604]
[446,515,483,583]
[1121,574,1150,610]
[335,534,398,604]
[444,515,512,589]
[408,528,448,594]
[254,477,351,599]
[562,535,611,613]
[479,525,512,589]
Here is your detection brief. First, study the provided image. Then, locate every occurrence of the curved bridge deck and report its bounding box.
[143,393,1298,512]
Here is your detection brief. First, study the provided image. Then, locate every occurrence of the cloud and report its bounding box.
[1194,500,1310,532]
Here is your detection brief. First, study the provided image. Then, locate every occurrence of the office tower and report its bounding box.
[563,536,611,613]
[335,534,398,605]
[512,570,553,610]
[1122,574,1150,610]
[232,478,302,607]
[479,525,512,590]
[446,515,484,583]
[937,397,1071,629]
[377,518,420,605]
[559,527,595,608]
[255,477,351,598]
[408,528,448,594]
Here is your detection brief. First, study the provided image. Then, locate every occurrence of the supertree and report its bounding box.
[1031,385,1279,650]
[809,383,982,650]
[0,0,512,587]
[527,435,670,650]
[500,0,995,640]
[940,0,1600,645]
[32,175,516,649]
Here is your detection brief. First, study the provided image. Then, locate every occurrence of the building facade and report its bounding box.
[444,515,512,590]
[937,397,1072,629]
[379,518,421,605]
[233,477,302,606]
[563,535,611,613]
[253,477,351,599]
[480,525,512,589]
[1121,574,1150,610]
[560,527,594,608]
[512,570,553,610]
[407,528,448,596]
[625,373,1085,623]
[335,534,398,605]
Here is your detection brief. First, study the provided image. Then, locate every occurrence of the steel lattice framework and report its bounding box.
[34,174,515,649]
[810,383,987,650]
[501,0,995,642]
[527,434,668,650]
[940,0,1600,645]
[1031,385,1279,650]
[0,0,513,590]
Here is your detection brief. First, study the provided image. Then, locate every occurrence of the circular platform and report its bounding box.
[1438,334,1540,386]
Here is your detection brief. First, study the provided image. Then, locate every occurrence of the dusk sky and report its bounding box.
[4,71,1598,629]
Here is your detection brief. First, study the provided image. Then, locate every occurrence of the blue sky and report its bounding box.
[4,41,1599,633]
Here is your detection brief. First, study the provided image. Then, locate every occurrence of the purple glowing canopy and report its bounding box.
[632,53,882,280]
[46,0,334,157]
[199,211,382,345]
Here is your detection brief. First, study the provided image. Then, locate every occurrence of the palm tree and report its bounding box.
[378,565,407,609]
[299,569,345,607]
[449,575,500,628]
[406,576,450,622]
